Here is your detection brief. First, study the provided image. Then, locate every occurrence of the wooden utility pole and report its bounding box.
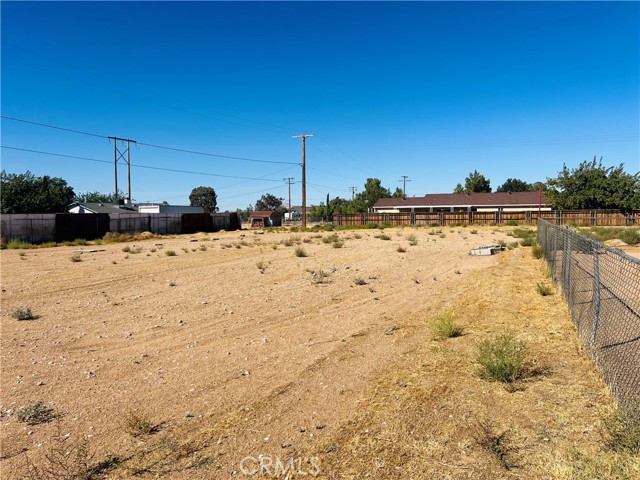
[109,136,136,203]
[399,175,411,198]
[284,177,295,221]
[292,134,313,227]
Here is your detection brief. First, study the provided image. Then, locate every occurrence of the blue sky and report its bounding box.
[2,1,639,211]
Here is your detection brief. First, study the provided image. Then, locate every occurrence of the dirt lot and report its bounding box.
[1,226,637,479]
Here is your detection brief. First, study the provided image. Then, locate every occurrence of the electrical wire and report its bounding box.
[1,115,300,165]
[1,145,291,182]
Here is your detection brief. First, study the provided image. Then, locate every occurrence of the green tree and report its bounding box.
[464,170,492,193]
[255,193,286,216]
[453,183,465,194]
[189,186,218,213]
[546,157,640,212]
[1,170,75,213]
[236,205,252,222]
[392,187,405,198]
[496,178,533,193]
[356,178,392,210]
[74,190,123,203]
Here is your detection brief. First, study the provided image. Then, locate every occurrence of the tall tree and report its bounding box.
[391,187,405,198]
[189,186,218,213]
[1,170,75,213]
[496,178,533,193]
[356,178,392,210]
[464,170,492,193]
[453,183,465,194]
[254,193,286,216]
[546,157,640,212]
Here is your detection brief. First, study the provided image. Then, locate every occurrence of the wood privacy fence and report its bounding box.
[333,210,640,227]
[0,212,240,244]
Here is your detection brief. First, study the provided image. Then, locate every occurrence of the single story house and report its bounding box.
[373,192,549,213]
[249,211,282,228]
[68,202,138,214]
[137,204,204,214]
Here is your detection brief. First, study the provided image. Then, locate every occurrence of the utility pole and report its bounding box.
[399,175,411,198]
[292,133,313,227]
[349,186,357,200]
[109,136,136,203]
[284,177,295,222]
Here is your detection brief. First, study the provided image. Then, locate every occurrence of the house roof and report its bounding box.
[374,192,545,209]
[250,211,279,218]
[69,202,138,213]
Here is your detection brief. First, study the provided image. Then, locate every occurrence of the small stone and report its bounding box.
[385,325,399,335]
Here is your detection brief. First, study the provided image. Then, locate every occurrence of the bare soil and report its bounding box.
[1,226,636,479]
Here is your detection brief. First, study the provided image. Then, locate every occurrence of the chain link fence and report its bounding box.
[537,219,640,411]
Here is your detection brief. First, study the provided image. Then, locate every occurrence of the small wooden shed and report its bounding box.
[249,211,282,228]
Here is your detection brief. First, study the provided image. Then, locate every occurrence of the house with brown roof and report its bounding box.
[249,211,282,227]
[373,192,548,213]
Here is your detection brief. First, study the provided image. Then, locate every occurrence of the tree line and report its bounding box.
[2,157,638,215]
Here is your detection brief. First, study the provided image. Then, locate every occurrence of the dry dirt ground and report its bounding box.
[1,226,638,479]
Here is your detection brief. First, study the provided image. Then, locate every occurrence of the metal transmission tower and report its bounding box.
[292,133,314,227]
[349,186,357,200]
[109,136,137,203]
[284,177,295,221]
[399,175,411,198]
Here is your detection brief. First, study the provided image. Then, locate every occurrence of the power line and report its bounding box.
[1,145,290,182]
[1,115,299,165]
[1,115,107,140]
[135,141,298,165]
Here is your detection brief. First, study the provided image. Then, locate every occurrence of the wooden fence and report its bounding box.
[333,210,640,227]
[1,212,241,244]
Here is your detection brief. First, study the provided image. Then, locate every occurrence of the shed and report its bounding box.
[249,211,282,228]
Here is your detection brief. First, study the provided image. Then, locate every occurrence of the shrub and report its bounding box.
[123,410,156,437]
[505,220,518,226]
[165,250,177,257]
[256,260,267,273]
[122,246,131,253]
[536,282,553,296]
[16,401,53,424]
[70,254,82,262]
[199,244,207,251]
[353,277,367,285]
[11,307,35,321]
[430,311,463,339]
[322,234,339,244]
[332,240,344,248]
[531,245,543,259]
[310,269,331,284]
[470,229,478,235]
[375,234,391,240]
[295,246,307,257]
[397,245,406,253]
[406,233,418,246]
[477,334,526,383]
[519,236,537,247]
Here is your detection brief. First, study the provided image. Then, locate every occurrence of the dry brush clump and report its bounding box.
[16,401,54,425]
[11,306,36,321]
[476,334,527,384]
[473,419,519,470]
[430,311,463,339]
